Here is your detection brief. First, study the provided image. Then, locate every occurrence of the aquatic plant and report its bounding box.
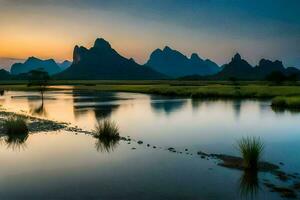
[4,133,29,151]
[239,170,259,199]
[93,119,120,153]
[94,137,119,153]
[237,137,264,170]
[93,119,119,140]
[4,116,28,136]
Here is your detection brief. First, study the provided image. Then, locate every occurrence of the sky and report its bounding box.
[0,0,299,70]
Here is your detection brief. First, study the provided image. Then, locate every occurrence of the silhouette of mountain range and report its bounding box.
[11,57,62,75]
[57,60,72,71]
[0,69,11,80]
[0,57,25,71]
[217,53,300,80]
[1,37,299,81]
[146,46,220,78]
[55,38,167,80]
[180,53,300,80]
[215,53,255,79]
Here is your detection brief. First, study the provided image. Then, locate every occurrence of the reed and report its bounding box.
[93,119,119,139]
[237,137,264,170]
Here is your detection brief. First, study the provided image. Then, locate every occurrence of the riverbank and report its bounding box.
[271,96,300,110]
[0,110,67,135]
[1,81,300,100]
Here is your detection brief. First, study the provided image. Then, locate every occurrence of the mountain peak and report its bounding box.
[146,47,220,77]
[258,59,284,68]
[27,56,40,62]
[129,58,135,62]
[152,48,163,54]
[232,53,242,61]
[190,53,202,61]
[56,37,166,80]
[163,46,172,52]
[94,38,111,49]
[11,56,61,75]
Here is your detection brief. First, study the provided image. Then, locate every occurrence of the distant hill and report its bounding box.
[145,46,220,78]
[11,57,61,75]
[215,53,255,80]
[57,60,72,71]
[213,53,299,80]
[179,53,300,80]
[55,38,167,80]
[0,69,11,80]
[0,57,25,71]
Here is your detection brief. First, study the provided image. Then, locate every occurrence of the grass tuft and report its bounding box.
[93,119,120,153]
[237,136,264,170]
[93,119,119,139]
[4,117,28,136]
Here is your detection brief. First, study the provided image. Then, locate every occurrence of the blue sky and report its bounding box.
[0,0,299,68]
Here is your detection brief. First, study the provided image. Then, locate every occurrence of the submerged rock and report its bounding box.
[211,154,279,172]
[197,151,209,156]
[264,183,297,199]
[137,140,143,144]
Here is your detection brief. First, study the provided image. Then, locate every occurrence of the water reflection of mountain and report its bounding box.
[232,100,242,119]
[72,91,122,119]
[74,104,120,119]
[150,98,188,115]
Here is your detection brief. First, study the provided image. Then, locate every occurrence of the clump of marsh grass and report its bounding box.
[4,117,28,136]
[93,119,120,153]
[1,116,29,151]
[237,136,264,170]
[93,119,119,140]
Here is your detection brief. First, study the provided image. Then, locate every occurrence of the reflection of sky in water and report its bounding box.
[0,90,299,199]
[0,133,281,200]
[1,90,300,173]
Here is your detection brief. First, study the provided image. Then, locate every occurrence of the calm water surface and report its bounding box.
[0,89,300,199]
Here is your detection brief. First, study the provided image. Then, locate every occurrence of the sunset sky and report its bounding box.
[0,0,299,69]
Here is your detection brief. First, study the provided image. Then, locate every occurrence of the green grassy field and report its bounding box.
[271,96,300,109]
[1,80,300,107]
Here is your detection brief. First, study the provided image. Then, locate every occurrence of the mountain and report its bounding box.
[217,53,300,80]
[57,60,72,70]
[215,53,255,79]
[55,38,167,80]
[181,53,300,80]
[0,69,11,80]
[286,67,300,75]
[145,46,220,78]
[254,59,285,77]
[0,57,25,71]
[11,57,61,75]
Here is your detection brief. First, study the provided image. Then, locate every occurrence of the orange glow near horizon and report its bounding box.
[0,31,73,61]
